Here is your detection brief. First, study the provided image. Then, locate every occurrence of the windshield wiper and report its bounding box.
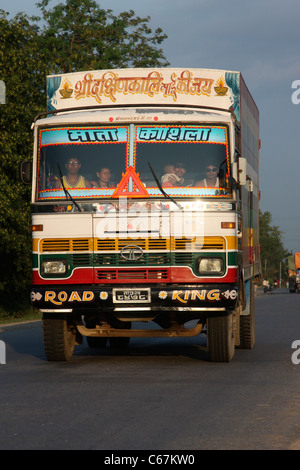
[57,163,82,212]
[148,162,182,210]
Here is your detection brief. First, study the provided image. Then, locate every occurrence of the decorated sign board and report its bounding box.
[47,68,242,122]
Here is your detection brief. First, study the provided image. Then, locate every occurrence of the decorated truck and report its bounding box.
[288,253,300,293]
[20,68,260,362]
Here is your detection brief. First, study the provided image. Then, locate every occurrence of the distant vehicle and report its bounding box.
[263,279,271,293]
[288,253,300,293]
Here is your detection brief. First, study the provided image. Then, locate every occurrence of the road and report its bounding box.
[0,289,300,450]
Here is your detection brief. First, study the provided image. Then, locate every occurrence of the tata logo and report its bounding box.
[120,245,144,261]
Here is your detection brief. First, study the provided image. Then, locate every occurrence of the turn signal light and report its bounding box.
[31,224,43,232]
[221,222,235,229]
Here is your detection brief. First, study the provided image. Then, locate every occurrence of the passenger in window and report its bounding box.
[194,164,219,187]
[91,167,114,188]
[46,172,59,189]
[161,162,186,187]
[56,158,89,188]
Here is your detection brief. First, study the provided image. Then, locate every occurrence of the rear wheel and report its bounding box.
[43,316,76,361]
[207,313,235,362]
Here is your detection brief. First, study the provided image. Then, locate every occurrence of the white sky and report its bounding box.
[1,0,300,254]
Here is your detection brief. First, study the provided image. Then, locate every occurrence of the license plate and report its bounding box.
[113,288,151,303]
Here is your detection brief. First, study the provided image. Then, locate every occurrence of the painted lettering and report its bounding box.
[45,290,95,305]
[57,291,67,303]
[207,289,220,301]
[82,291,94,301]
[67,129,118,142]
[137,126,212,142]
[172,290,186,303]
[171,289,221,303]
[191,290,206,300]
[45,291,60,304]
[73,70,214,104]
[69,291,81,302]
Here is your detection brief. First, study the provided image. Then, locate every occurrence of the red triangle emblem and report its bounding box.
[112,166,149,198]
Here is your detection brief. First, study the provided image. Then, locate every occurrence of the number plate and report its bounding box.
[113,288,151,303]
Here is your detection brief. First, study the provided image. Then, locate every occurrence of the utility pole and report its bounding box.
[264,259,267,277]
[279,261,281,288]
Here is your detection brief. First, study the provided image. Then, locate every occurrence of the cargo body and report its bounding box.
[22,68,260,361]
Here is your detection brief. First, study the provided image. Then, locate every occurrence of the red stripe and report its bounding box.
[32,266,238,285]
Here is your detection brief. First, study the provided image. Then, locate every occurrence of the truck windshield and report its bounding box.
[36,124,231,201]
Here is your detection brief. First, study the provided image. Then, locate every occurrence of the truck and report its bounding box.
[288,253,300,293]
[20,67,260,362]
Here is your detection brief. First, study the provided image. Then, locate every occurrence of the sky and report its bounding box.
[1,0,300,254]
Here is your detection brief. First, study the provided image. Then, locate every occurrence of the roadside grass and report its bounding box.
[0,306,42,325]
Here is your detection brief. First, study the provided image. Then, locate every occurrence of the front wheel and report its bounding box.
[43,316,76,361]
[239,279,255,349]
[207,313,235,362]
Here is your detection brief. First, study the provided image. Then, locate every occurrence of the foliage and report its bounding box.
[36,0,169,73]
[259,210,290,281]
[0,2,169,310]
[0,10,48,308]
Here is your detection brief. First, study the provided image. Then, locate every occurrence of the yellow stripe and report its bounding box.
[226,236,238,250]
[32,238,40,252]
[38,236,233,252]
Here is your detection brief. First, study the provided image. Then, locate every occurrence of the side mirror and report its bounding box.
[19,161,32,185]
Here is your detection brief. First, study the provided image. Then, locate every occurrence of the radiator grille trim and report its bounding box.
[96,268,169,281]
[40,236,226,252]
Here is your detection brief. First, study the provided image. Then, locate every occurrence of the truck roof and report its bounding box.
[34,107,234,128]
[46,67,258,126]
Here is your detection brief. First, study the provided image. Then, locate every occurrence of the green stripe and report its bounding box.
[36,251,238,276]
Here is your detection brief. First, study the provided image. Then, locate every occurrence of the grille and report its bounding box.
[41,238,92,252]
[96,236,225,251]
[172,237,225,250]
[72,254,92,266]
[96,268,169,281]
[40,236,225,253]
[41,239,71,252]
[94,253,170,266]
[174,253,193,264]
[96,238,169,251]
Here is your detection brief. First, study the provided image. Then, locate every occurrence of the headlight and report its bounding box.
[41,259,67,274]
[196,257,224,275]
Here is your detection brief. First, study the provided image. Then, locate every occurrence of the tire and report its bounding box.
[43,316,76,361]
[239,279,255,349]
[207,313,235,362]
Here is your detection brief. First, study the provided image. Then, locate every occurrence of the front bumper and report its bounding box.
[31,283,238,311]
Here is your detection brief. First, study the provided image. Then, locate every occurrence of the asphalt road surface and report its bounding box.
[0,289,300,450]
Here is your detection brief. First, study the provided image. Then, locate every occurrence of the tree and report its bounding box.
[0,3,169,311]
[259,210,289,281]
[0,11,48,310]
[36,0,169,73]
